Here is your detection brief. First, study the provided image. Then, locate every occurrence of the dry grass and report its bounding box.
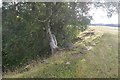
[3,26,118,78]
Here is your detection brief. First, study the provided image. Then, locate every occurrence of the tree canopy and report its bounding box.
[2,2,118,71]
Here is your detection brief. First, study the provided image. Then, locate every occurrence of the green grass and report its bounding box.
[3,26,118,78]
[76,33,118,78]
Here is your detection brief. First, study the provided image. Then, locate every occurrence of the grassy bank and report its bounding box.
[3,26,118,78]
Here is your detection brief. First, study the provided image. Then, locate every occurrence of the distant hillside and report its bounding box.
[90,24,120,27]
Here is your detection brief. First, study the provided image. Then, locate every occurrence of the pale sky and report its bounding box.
[89,6,118,24]
[0,1,118,24]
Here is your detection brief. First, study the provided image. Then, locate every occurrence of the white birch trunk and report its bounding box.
[47,21,58,54]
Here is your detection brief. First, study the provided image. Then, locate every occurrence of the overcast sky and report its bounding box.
[89,6,118,24]
[0,1,118,24]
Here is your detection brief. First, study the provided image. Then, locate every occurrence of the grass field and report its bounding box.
[3,26,118,78]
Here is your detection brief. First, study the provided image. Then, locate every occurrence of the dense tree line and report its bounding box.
[2,2,118,71]
[2,2,91,71]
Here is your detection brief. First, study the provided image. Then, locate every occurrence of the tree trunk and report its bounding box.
[45,3,59,54]
[46,20,58,54]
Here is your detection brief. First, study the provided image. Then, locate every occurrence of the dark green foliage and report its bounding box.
[2,2,90,71]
